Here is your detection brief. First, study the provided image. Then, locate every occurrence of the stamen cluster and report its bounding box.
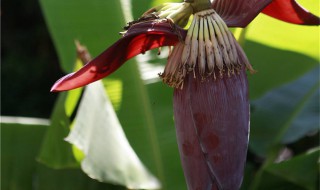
[160,9,253,89]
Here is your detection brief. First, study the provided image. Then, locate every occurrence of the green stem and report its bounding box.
[185,0,211,13]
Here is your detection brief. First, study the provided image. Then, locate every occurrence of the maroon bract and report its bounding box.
[51,21,186,92]
[174,67,250,189]
[51,0,319,189]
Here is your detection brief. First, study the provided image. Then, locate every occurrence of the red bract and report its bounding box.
[212,0,319,27]
[51,21,186,92]
[262,0,320,25]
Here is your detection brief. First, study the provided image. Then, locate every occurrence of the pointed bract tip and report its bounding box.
[50,88,58,92]
[50,78,68,92]
[50,73,81,92]
[50,82,65,92]
[50,77,63,92]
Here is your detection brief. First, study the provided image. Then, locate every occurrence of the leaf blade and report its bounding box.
[65,81,161,189]
[250,67,320,157]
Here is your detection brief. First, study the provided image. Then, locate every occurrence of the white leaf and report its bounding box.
[65,81,161,189]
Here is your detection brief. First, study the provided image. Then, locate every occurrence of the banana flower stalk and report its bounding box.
[51,0,319,189]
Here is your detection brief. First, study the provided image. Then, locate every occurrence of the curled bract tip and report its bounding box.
[262,0,320,26]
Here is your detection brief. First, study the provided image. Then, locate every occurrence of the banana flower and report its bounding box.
[51,0,319,189]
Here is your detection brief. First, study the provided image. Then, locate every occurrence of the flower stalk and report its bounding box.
[142,2,192,28]
[185,0,212,13]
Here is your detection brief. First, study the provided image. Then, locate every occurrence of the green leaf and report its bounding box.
[1,118,47,190]
[146,82,187,190]
[250,67,319,157]
[254,148,320,190]
[37,92,78,168]
[36,165,126,190]
[1,119,126,190]
[240,162,256,190]
[65,81,160,189]
[39,0,125,72]
[281,89,319,144]
[251,171,306,190]
[131,0,151,20]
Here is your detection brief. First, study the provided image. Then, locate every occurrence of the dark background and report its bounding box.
[2,0,63,118]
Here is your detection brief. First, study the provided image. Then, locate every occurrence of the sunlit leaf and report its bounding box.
[104,78,123,111]
[246,0,319,61]
[151,0,181,7]
[250,67,319,157]
[65,80,161,189]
